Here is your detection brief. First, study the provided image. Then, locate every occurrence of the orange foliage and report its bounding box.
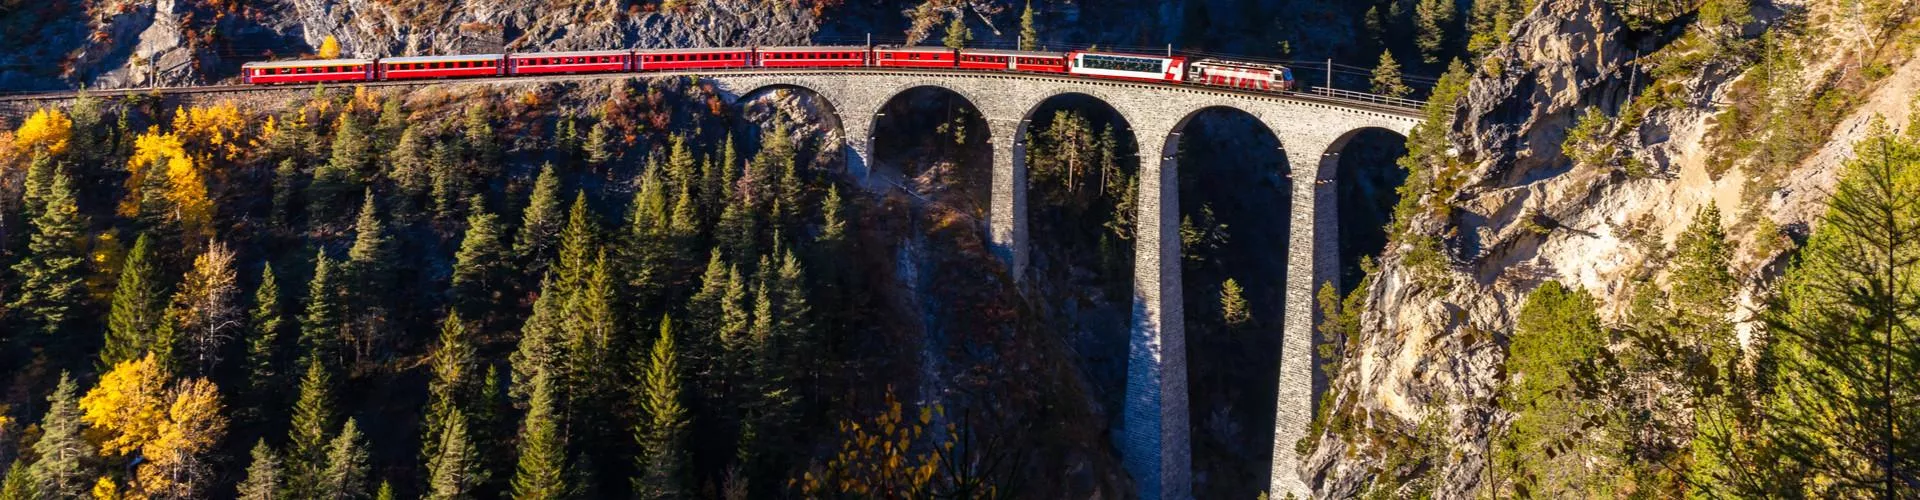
[798,388,951,497]
[170,103,248,162]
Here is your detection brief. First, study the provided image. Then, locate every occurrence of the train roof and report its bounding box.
[757,45,870,52]
[241,58,375,69]
[873,46,954,52]
[1069,51,1182,60]
[380,54,504,64]
[509,49,631,58]
[1191,58,1288,70]
[958,49,1066,58]
[633,47,753,54]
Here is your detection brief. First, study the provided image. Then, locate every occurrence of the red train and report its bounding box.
[241,45,1295,92]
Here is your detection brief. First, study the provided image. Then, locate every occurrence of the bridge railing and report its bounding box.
[1304,87,1426,110]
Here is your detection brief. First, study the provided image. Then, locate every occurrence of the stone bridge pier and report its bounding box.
[712,72,1415,499]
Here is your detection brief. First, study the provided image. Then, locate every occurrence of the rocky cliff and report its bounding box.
[1303,0,1920,496]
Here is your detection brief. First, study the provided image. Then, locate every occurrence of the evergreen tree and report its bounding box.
[314,113,370,220]
[390,126,431,207]
[103,233,166,367]
[625,166,672,302]
[29,372,91,499]
[1672,203,1735,327]
[300,254,345,368]
[464,105,499,176]
[9,168,87,338]
[0,462,33,500]
[20,152,53,219]
[555,192,597,298]
[345,191,394,362]
[247,263,287,418]
[320,419,370,500]
[1494,281,1619,496]
[271,159,299,230]
[375,481,394,500]
[424,410,485,500]
[633,317,689,499]
[563,251,617,444]
[511,371,569,500]
[430,141,464,223]
[288,358,338,495]
[944,13,973,49]
[376,98,406,150]
[584,122,614,171]
[237,440,284,500]
[1414,0,1455,64]
[1019,0,1040,50]
[422,312,474,465]
[1220,278,1250,329]
[719,265,751,353]
[450,200,508,319]
[1756,126,1920,496]
[1371,51,1412,98]
[515,165,566,275]
[511,275,567,404]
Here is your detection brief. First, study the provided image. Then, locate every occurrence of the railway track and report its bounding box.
[0,68,1425,119]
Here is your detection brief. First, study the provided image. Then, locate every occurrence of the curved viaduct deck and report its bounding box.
[1,69,1420,499]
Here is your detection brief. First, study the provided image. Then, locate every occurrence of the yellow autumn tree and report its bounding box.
[136,378,226,499]
[123,128,213,238]
[15,107,73,157]
[172,103,248,163]
[799,388,949,497]
[80,353,170,457]
[90,477,122,500]
[166,153,214,239]
[317,35,341,58]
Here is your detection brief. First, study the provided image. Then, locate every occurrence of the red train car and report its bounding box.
[957,49,1067,73]
[635,48,754,71]
[756,46,868,68]
[241,59,375,84]
[380,54,505,80]
[873,47,956,68]
[509,50,630,75]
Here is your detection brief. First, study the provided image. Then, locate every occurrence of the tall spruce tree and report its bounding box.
[237,440,284,500]
[1371,51,1412,98]
[944,13,973,49]
[423,312,475,464]
[563,251,616,445]
[515,165,566,276]
[288,358,338,495]
[319,419,370,500]
[633,316,689,499]
[300,254,345,368]
[345,191,394,362]
[247,263,287,418]
[424,410,485,500]
[451,197,507,319]
[510,371,569,500]
[103,233,166,367]
[1414,0,1455,63]
[29,372,91,499]
[9,168,87,338]
[555,192,597,298]
[0,462,30,500]
[511,274,568,404]
[1019,0,1040,50]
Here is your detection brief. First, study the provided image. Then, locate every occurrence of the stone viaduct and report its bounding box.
[704,70,1417,500]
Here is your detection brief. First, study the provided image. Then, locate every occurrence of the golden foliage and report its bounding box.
[90,477,122,500]
[318,35,341,58]
[798,388,949,497]
[15,107,73,157]
[136,378,226,499]
[123,128,214,237]
[171,103,248,162]
[80,354,170,457]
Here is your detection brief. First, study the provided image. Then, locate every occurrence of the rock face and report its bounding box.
[0,0,823,90]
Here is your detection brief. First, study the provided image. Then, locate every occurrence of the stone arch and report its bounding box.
[867,84,997,220]
[1322,126,1411,293]
[1159,104,1296,500]
[729,82,861,177]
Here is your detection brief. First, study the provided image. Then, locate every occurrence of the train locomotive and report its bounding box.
[241,45,1295,93]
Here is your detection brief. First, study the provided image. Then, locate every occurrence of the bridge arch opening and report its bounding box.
[732,84,851,176]
[1167,105,1292,499]
[1327,127,1410,294]
[1016,92,1142,434]
[869,85,994,220]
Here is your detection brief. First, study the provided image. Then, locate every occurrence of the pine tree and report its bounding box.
[313,113,370,221]
[511,275,568,405]
[719,265,751,352]
[555,192,597,297]
[515,165,566,275]
[1371,51,1412,98]
[288,358,337,495]
[563,251,616,444]
[430,141,464,223]
[1,461,34,500]
[1019,0,1040,50]
[1221,278,1251,329]
[511,371,569,500]
[422,311,474,464]
[103,233,166,367]
[944,13,973,49]
[376,98,405,149]
[29,372,91,499]
[374,481,394,500]
[272,159,300,230]
[320,419,370,500]
[464,105,499,175]
[584,122,614,171]
[345,191,394,362]
[450,200,507,319]
[300,254,345,368]
[9,168,87,338]
[1671,203,1735,327]
[21,151,54,219]
[1414,0,1454,64]
[237,440,284,500]
[424,410,485,500]
[390,126,431,207]
[625,166,671,302]
[633,317,689,499]
[247,263,287,418]
[1494,281,1617,497]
